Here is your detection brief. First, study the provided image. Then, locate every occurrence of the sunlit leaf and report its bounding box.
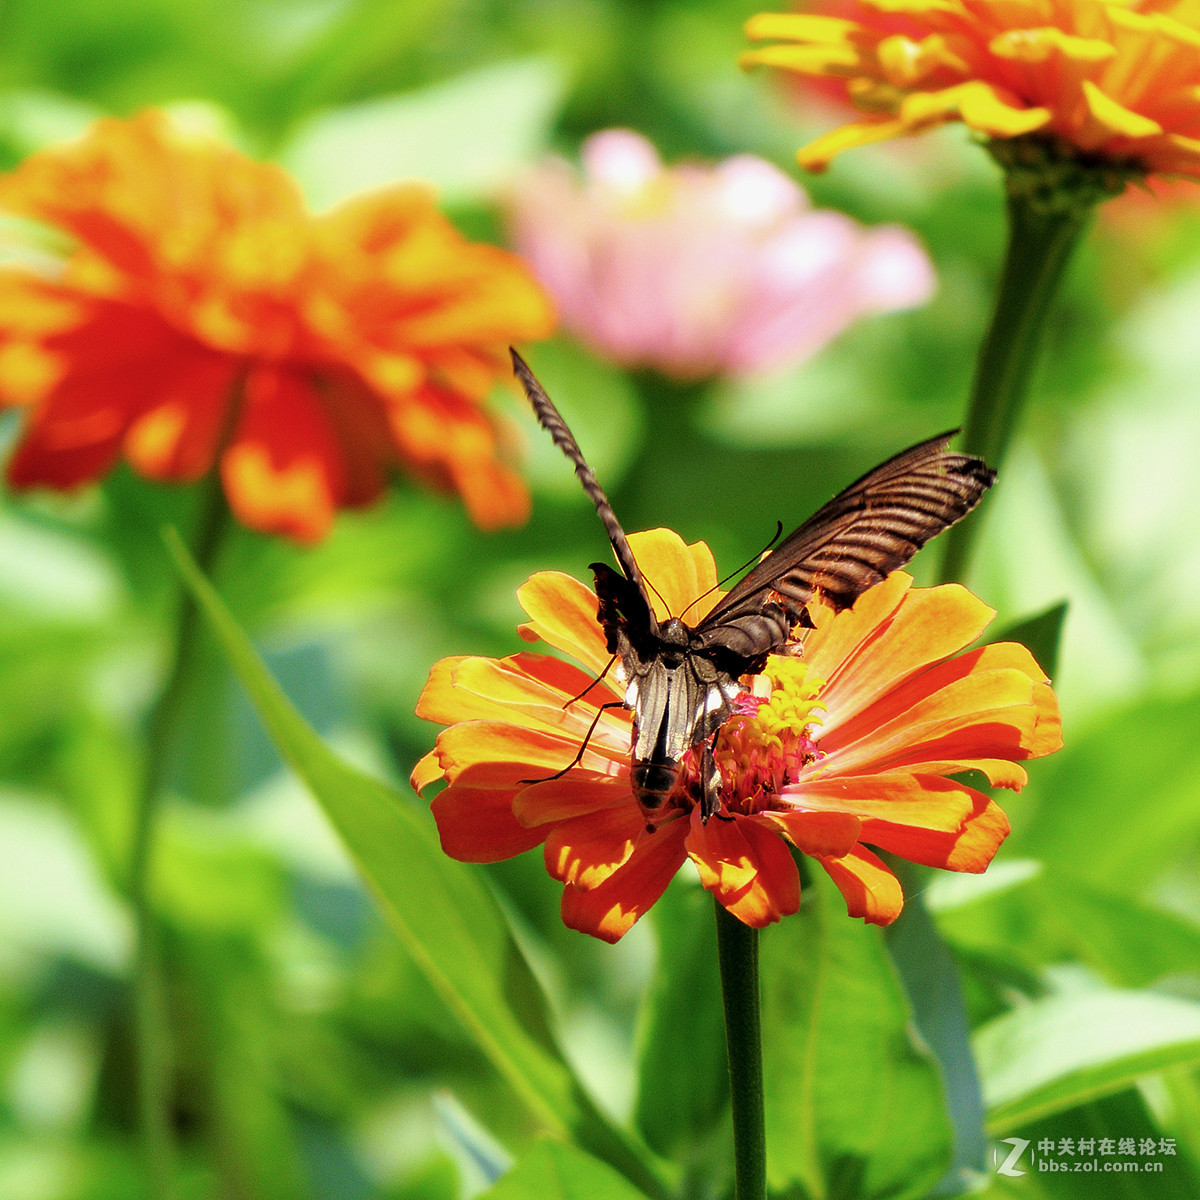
[979,990,1200,1132]
[760,870,954,1200]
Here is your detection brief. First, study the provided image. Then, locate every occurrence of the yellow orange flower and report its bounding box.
[744,0,1200,178]
[0,111,554,540]
[412,529,1061,942]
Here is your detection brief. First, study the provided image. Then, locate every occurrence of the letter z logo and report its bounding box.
[994,1138,1030,1177]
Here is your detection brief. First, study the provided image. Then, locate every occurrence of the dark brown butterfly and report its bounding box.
[510,349,995,824]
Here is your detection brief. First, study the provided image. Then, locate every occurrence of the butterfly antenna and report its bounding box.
[679,521,783,623]
[641,570,672,619]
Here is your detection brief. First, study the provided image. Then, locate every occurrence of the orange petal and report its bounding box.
[819,846,903,925]
[687,813,800,928]
[626,529,721,621]
[760,808,862,857]
[812,580,995,739]
[816,666,1045,778]
[860,789,1010,872]
[804,572,912,681]
[544,803,646,888]
[561,821,689,942]
[455,653,627,731]
[222,366,344,542]
[516,571,612,677]
[427,720,622,783]
[513,774,635,825]
[785,771,987,832]
[429,763,547,862]
[124,350,238,480]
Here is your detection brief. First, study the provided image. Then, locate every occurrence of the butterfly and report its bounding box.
[510,349,996,824]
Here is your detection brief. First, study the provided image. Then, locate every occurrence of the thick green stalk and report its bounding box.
[714,900,766,1200]
[129,477,231,1199]
[938,188,1091,583]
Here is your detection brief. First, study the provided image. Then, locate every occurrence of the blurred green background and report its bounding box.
[4,1,1200,1198]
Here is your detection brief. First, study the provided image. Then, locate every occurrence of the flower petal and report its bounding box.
[544,802,647,888]
[760,808,863,857]
[627,528,721,620]
[809,578,995,738]
[561,821,689,942]
[222,366,344,542]
[819,846,904,925]
[516,571,612,677]
[429,763,548,862]
[687,812,801,927]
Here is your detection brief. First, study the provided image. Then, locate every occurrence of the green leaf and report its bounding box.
[990,601,1068,677]
[481,1140,651,1200]
[978,990,1200,1132]
[1007,693,1200,894]
[164,528,670,1200]
[760,870,954,1200]
[279,59,565,210]
[934,864,1200,989]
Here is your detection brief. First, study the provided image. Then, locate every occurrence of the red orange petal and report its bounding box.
[819,846,904,925]
[544,803,646,888]
[687,812,801,927]
[561,822,689,942]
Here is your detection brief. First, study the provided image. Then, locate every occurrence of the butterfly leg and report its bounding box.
[699,735,723,823]
[519,700,625,785]
[561,653,618,709]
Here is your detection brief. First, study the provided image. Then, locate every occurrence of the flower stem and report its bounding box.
[939,155,1099,584]
[714,900,766,1200]
[129,476,231,1199]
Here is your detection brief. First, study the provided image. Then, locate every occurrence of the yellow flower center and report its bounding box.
[709,654,825,813]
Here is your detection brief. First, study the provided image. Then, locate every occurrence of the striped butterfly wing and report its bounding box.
[509,350,657,643]
[695,431,995,654]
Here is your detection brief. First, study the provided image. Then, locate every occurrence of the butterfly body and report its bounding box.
[511,349,996,823]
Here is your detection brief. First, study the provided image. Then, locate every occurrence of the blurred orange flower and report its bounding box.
[412,529,1061,942]
[744,0,1200,177]
[0,111,554,540]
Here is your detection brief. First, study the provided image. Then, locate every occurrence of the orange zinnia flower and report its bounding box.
[744,0,1200,178]
[0,111,555,540]
[412,529,1061,943]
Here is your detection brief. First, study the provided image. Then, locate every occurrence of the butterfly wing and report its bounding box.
[695,431,995,657]
[510,349,657,643]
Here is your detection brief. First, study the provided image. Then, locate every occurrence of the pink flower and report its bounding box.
[508,129,935,381]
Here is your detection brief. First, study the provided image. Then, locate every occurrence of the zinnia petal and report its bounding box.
[819,846,905,924]
[560,822,690,943]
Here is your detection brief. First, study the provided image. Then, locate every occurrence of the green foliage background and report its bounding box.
[3,1,1200,1198]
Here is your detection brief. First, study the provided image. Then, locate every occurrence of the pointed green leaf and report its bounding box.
[164,528,669,1200]
[990,601,1068,677]
[978,990,1200,1132]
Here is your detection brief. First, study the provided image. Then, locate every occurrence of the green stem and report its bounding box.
[714,900,766,1200]
[938,184,1093,584]
[129,476,231,1199]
